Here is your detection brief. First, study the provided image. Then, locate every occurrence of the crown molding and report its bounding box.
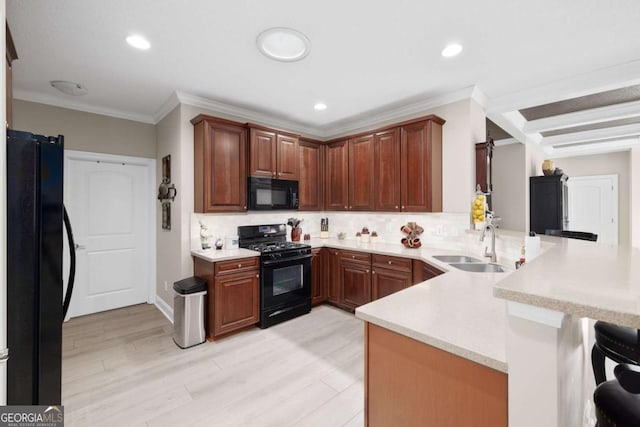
[174,91,325,139]
[153,92,181,123]
[13,89,156,124]
[321,85,484,139]
[493,137,519,147]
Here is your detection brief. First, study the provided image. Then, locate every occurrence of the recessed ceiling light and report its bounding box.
[314,103,327,111]
[257,27,310,62]
[441,43,463,58]
[126,35,150,50]
[50,80,88,96]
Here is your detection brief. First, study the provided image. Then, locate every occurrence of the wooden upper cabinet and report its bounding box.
[248,125,299,180]
[192,115,247,213]
[373,128,401,211]
[277,134,299,180]
[400,117,444,212]
[249,128,277,178]
[325,140,349,211]
[348,134,375,211]
[298,139,324,211]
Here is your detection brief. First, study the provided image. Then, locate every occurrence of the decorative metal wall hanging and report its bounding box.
[159,154,176,230]
[162,202,171,230]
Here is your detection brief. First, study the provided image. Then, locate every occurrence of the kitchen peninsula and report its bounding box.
[353,235,640,427]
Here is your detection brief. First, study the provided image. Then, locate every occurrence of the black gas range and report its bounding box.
[238,224,312,328]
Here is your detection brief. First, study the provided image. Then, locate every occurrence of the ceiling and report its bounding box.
[7,0,640,149]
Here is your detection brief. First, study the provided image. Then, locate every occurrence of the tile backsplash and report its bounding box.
[191,211,533,263]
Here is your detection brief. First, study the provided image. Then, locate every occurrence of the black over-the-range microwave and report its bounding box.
[247,177,299,210]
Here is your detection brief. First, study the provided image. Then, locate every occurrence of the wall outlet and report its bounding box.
[164,281,168,292]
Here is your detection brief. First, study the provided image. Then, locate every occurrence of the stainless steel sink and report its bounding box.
[433,255,482,263]
[449,263,511,273]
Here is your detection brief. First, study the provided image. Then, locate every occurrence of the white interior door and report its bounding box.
[65,154,151,318]
[567,175,618,245]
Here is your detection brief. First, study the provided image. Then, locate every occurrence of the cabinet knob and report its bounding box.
[344,206,347,209]
[272,172,276,176]
[388,261,392,265]
[395,205,399,209]
[372,270,376,274]
[352,255,355,259]
[243,205,247,209]
[401,205,405,209]
[256,274,259,278]
[238,263,242,268]
[366,270,369,273]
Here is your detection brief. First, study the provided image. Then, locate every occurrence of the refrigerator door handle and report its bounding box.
[0,348,8,360]
[63,207,77,318]
[74,244,85,250]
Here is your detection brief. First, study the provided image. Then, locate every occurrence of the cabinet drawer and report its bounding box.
[372,254,412,272]
[340,250,371,265]
[215,257,260,276]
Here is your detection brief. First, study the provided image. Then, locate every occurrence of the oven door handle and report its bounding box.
[262,254,312,266]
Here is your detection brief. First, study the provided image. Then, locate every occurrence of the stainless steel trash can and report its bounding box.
[173,276,207,348]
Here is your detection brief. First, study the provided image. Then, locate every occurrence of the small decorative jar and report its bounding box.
[291,227,302,242]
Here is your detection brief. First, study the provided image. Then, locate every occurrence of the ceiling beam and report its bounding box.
[540,123,640,146]
[546,137,640,159]
[487,60,640,115]
[523,99,640,134]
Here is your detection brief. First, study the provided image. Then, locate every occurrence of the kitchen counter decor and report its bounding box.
[401,222,423,248]
[287,217,303,242]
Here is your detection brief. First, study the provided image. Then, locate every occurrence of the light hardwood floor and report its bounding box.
[62,304,364,427]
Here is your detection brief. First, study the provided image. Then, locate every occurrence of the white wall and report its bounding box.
[554,151,631,246]
[632,147,640,248]
[493,143,527,231]
[436,99,486,212]
[13,100,157,158]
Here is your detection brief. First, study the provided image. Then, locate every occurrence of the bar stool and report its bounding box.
[594,363,640,426]
[592,321,640,385]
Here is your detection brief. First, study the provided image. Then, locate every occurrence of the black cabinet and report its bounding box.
[530,175,568,234]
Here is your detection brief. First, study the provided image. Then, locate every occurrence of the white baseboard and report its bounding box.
[154,295,174,324]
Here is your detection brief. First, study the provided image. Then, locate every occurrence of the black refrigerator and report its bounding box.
[6,129,75,405]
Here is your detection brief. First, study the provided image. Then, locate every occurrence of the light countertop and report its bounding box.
[191,235,640,374]
[191,247,259,262]
[493,237,640,329]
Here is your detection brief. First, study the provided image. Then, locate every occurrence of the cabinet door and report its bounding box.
[400,120,443,212]
[411,260,444,284]
[341,261,371,310]
[311,248,326,305]
[214,270,260,336]
[327,249,341,304]
[277,134,299,180]
[326,140,349,211]
[372,267,412,300]
[374,129,401,211]
[249,128,277,178]
[298,140,324,211]
[348,135,374,211]
[194,118,247,212]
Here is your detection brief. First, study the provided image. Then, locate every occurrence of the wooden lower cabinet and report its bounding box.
[365,322,507,427]
[214,271,260,336]
[311,248,326,305]
[194,256,260,340]
[327,249,342,304]
[412,259,444,284]
[340,261,371,310]
[371,267,412,300]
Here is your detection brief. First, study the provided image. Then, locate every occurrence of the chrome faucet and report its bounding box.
[480,214,499,263]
